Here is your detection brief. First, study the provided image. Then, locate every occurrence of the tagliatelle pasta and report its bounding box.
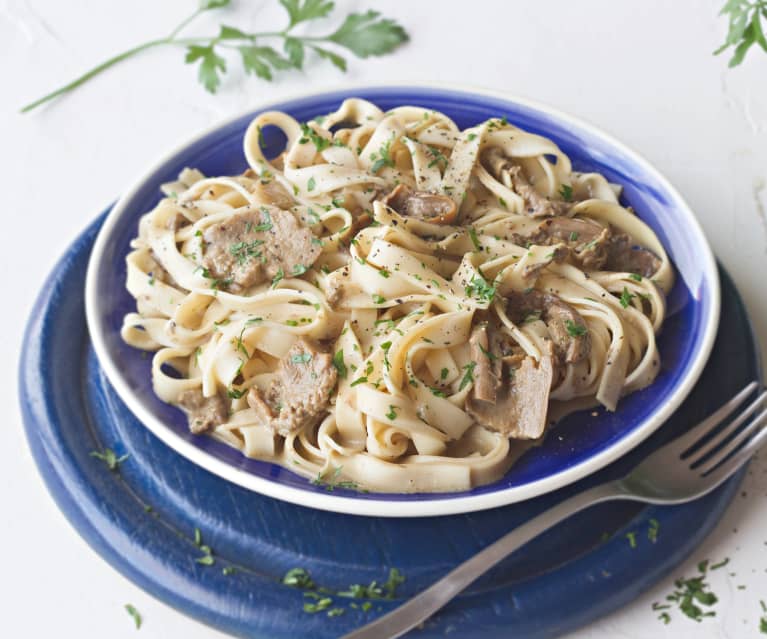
[121,99,673,493]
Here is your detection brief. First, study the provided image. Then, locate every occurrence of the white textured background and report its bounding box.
[2,0,767,637]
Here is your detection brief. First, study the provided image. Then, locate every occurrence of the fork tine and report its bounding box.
[696,408,767,474]
[695,409,767,475]
[698,422,767,490]
[675,382,759,456]
[687,391,767,465]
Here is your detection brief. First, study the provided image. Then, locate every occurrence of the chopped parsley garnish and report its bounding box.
[350,376,368,387]
[464,275,496,303]
[125,604,142,629]
[271,268,285,288]
[430,387,447,398]
[253,209,273,231]
[385,405,397,420]
[467,133,477,141]
[307,176,316,192]
[299,122,331,151]
[569,231,579,241]
[292,264,308,276]
[498,197,507,209]
[458,362,477,391]
[478,344,498,361]
[559,183,573,201]
[372,293,386,304]
[370,133,395,173]
[378,268,391,278]
[565,320,587,337]
[229,239,264,265]
[468,227,482,251]
[90,448,129,471]
[440,367,449,380]
[629,273,643,282]
[332,350,347,378]
[291,352,312,364]
[311,466,365,492]
[426,145,448,169]
[619,286,635,308]
[227,387,247,399]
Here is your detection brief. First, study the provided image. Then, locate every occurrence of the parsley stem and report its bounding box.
[20,38,167,113]
[20,5,206,113]
[168,9,205,39]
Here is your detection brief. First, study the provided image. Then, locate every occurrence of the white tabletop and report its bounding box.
[3,0,766,637]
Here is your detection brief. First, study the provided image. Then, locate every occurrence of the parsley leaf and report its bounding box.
[185,45,227,93]
[310,45,348,71]
[328,10,409,57]
[715,0,767,67]
[559,183,573,201]
[20,1,408,113]
[200,0,230,9]
[280,0,334,27]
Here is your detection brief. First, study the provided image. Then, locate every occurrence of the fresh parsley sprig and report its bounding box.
[21,0,408,113]
[715,0,767,67]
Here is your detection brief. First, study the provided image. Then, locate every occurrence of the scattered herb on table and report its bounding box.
[282,566,405,617]
[194,527,215,566]
[647,518,660,543]
[125,603,142,629]
[21,0,408,113]
[715,0,767,67]
[90,447,129,471]
[653,559,723,624]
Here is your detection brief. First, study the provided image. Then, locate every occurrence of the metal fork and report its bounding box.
[342,381,767,639]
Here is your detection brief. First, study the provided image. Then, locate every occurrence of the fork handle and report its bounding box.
[341,481,625,639]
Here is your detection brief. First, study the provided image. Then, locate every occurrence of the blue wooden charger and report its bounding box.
[19,211,759,638]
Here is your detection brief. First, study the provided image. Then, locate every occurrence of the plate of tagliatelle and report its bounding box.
[85,85,719,516]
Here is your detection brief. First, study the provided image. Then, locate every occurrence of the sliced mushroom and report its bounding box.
[469,324,501,403]
[467,342,554,439]
[482,148,571,218]
[381,184,458,224]
[507,289,591,364]
[605,231,661,278]
[250,179,296,209]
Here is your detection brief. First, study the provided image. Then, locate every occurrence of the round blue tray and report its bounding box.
[20,212,758,639]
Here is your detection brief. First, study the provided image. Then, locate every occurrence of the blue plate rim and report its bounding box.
[83,84,721,517]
